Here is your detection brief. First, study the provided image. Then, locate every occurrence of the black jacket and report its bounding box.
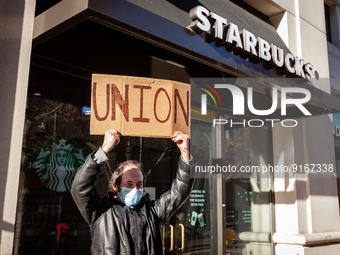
[70,153,195,255]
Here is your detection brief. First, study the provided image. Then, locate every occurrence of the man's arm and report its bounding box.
[70,130,121,225]
[70,148,108,225]
[152,132,196,222]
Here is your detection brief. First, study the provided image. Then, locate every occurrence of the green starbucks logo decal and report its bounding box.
[34,138,85,192]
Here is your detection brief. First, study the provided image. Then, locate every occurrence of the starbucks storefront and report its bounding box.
[9,0,340,255]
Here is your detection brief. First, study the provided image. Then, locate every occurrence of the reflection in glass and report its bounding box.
[14,96,96,255]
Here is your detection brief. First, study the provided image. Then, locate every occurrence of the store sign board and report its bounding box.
[186,6,316,81]
[90,74,190,137]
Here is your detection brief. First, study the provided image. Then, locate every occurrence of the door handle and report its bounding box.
[169,224,174,251]
[162,224,174,252]
[176,223,185,251]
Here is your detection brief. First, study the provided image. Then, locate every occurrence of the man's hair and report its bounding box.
[108,160,145,193]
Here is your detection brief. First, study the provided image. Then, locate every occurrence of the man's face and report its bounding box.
[113,164,143,195]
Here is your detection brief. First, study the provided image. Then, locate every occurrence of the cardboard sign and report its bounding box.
[90,74,190,137]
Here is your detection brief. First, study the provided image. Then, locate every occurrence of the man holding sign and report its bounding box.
[71,129,195,255]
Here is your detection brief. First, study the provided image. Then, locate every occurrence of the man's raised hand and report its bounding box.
[172,131,190,161]
[101,129,121,154]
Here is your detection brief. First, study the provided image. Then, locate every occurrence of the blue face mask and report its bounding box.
[119,186,143,206]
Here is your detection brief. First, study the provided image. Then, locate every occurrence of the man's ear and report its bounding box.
[113,184,119,193]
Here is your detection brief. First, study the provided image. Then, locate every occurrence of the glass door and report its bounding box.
[168,119,213,255]
[223,127,272,255]
[170,118,273,255]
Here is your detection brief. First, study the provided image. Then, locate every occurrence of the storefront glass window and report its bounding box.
[224,127,272,254]
[181,116,273,255]
[15,95,106,255]
[16,97,273,255]
[175,119,213,254]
